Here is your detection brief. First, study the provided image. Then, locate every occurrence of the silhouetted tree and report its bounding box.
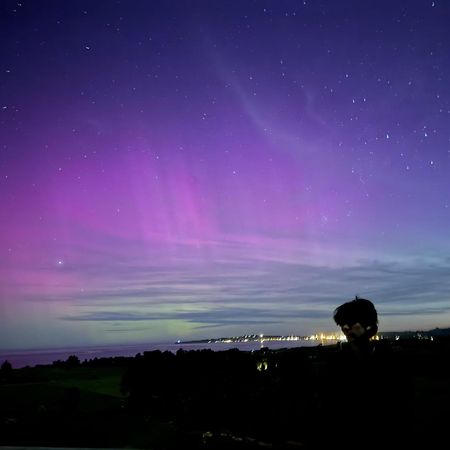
[65,354,80,368]
[0,360,13,381]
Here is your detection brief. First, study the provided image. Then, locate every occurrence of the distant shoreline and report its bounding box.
[0,340,324,369]
[3,326,448,369]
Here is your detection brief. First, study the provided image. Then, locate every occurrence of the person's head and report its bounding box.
[333,297,378,342]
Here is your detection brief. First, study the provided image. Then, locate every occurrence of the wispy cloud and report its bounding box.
[5,223,450,333]
[55,253,450,329]
[62,305,328,328]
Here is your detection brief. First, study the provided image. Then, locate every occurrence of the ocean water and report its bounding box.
[0,339,328,369]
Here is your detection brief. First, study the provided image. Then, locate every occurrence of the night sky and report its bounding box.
[1,0,450,351]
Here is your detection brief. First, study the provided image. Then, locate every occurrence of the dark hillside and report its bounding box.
[1,339,449,448]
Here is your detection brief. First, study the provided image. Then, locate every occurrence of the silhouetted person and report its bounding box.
[311,297,412,450]
[334,296,378,348]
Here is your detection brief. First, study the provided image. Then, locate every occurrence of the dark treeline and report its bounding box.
[117,339,450,448]
[120,346,314,445]
[1,338,450,448]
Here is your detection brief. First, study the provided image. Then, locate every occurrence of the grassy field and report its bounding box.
[0,366,125,413]
[56,374,124,398]
[0,365,135,448]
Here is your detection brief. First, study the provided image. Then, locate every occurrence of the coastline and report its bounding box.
[0,339,327,369]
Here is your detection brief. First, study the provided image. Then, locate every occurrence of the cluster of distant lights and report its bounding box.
[203,333,436,344]
[206,333,349,344]
[177,332,436,346]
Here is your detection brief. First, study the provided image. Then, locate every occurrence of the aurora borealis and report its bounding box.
[1,0,450,350]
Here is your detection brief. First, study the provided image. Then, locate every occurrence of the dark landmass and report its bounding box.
[1,337,450,449]
[380,326,450,338]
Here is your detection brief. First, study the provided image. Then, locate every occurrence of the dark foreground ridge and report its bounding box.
[1,337,450,449]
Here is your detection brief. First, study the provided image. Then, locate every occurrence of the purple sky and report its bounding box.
[1,0,450,350]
